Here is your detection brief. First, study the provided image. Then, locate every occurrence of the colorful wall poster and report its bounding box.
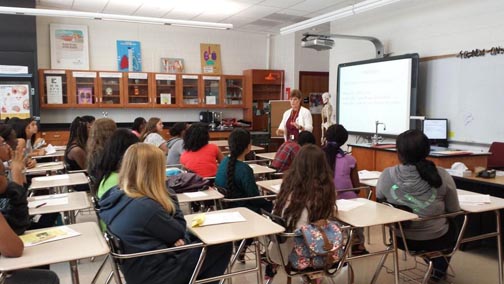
[117,41,142,72]
[161,58,184,73]
[0,83,31,119]
[200,43,222,74]
[160,93,172,104]
[77,87,93,104]
[50,24,89,70]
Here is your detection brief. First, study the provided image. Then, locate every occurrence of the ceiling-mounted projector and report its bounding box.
[301,38,334,51]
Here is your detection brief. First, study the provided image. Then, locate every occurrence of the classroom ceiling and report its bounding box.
[35,0,367,34]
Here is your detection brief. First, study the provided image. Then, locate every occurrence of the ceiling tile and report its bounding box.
[290,0,347,13]
[259,0,305,9]
[133,1,176,17]
[37,0,73,9]
[305,0,356,17]
[165,10,204,20]
[102,0,144,14]
[232,5,281,19]
[72,0,108,12]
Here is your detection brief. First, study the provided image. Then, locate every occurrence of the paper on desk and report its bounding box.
[248,164,258,168]
[53,145,66,151]
[496,170,504,177]
[29,197,68,208]
[20,226,81,247]
[36,162,62,168]
[44,144,56,155]
[358,170,381,180]
[193,211,246,227]
[184,191,208,198]
[458,194,491,204]
[34,175,69,181]
[271,184,281,192]
[31,193,68,201]
[336,199,365,212]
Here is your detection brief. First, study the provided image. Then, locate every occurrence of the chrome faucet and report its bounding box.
[371,120,386,145]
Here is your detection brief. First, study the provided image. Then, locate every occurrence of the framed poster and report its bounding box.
[200,43,222,74]
[0,83,31,119]
[161,58,184,73]
[46,76,63,104]
[50,24,89,70]
[117,40,142,72]
[77,87,93,104]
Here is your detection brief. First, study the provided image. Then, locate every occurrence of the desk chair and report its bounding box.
[104,230,205,284]
[373,205,468,284]
[488,142,504,170]
[89,196,114,284]
[261,210,354,284]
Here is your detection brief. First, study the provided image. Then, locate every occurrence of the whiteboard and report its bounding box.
[421,55,504,144]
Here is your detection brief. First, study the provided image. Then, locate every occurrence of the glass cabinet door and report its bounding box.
[182,75,200,105]
[99,72,123,106]
[224,77,243,106]
[41,70,69,106]
[154,74,177,106]
[73,71,97,107]
[126,73,149,105]
[203,76,220,105]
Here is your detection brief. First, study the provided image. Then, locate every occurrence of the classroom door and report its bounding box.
[299,71,329,146]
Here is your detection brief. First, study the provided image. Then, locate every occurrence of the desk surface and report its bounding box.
[176,188,224,203]
[256,179,283,194]
[28,192,90,215]
[255,152,276,160]
[29,173,89,190]
[457,189,504,212]
[185,207,284,245]
[249,164,276,175]
[0,222,109,271]
[32,150,65,159]
[335,198,418,227]
[454,174,504,187]
[25,161,65,175]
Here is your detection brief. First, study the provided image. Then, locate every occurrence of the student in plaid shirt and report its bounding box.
[271,131,315,172]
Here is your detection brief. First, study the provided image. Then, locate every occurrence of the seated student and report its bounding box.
[269,144,338,266]
[86,118,117,187]
[180,123,223,178]
[323,124,367,254]
[8,117,45,158]
[215,128,273,214]
[64,117,88,172]
[0,124,35,169]
[81,115,95,135]
[271,131,315,172]
[92,129,139,199]
[140,117,168,155]
[131,117,146,138]
[166,122,187,165]
[376,129,461,281]
[0,211,60,284]
[99,143,231,284]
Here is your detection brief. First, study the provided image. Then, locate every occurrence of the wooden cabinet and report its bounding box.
[181,74,201,106]
[39,130,69,146]
[222,75,244,108]
[243,69,284,131]
[152,73,178,107]
[39,69,71,108]
[97,72,124,107]
[202,76,221,106]
[124,72,151,107]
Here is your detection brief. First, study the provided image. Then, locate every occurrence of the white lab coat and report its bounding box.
[278,106,313,141]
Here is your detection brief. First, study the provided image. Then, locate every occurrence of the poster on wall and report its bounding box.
[77,87,93,104]
[200,43,222,74]
[0,83,31,119]
[161,58,184,73]
[50,24,89,70]
[117,41,142,72]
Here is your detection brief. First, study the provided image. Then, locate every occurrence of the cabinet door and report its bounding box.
[202,76,221,106]
[98,72,124,107]
[124,72,151,107]
[181,74,201,106]
[222,76,244,108]
[71,71,98,108]
[39,70,71,108]
[153,73,178,107]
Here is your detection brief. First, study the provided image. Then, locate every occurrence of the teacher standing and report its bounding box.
[276,89,313,141]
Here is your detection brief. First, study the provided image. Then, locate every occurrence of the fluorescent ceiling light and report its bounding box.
[0,6,233,30]
[280,0,401,35]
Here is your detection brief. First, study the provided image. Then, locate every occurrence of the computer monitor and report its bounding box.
[423,118,448,147]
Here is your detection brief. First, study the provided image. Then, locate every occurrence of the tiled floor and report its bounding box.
[51,210,502,284]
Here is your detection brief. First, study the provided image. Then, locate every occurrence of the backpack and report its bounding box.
[166,172,210,193]
[288,219,343,272]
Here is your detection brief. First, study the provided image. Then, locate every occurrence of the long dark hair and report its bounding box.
[132,117,146,133]
[8,117,36,146]
[92,129,139,196]
[183,123,209,152]
[226,128,250,194]
[396,129,442,187]
[65,116,88,152]
[274,144,337,230]
[324,124,348,171]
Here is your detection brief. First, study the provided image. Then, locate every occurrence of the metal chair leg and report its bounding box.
[90,255,110,284]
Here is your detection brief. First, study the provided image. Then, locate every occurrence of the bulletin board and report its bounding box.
[270,100,291,138]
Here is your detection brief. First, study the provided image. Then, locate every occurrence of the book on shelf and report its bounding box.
[160,93,172,105]
[20,226,81,247]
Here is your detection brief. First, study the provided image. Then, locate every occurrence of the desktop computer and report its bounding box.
[423,118,449,149]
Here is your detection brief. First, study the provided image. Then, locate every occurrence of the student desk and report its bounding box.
[256,179,283,194]
[210,140,265,151]
[25,161,65,175]
[29,173,89,193]
[350,143,489,171]
[255,152,276,161]
[249,164,276,175]
[335,198,418,284]
[0,222,109,284]
[28,192,90,224]
[184,207,284,284]
[176,188,224,211]
[32,150,65,160]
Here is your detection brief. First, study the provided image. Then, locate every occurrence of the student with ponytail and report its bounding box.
[215,128,273,213]
[376,129,460,281]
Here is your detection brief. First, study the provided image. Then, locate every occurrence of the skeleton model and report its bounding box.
[321,92,334,144]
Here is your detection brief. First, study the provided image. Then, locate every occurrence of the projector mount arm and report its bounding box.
[302,33,384,58]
